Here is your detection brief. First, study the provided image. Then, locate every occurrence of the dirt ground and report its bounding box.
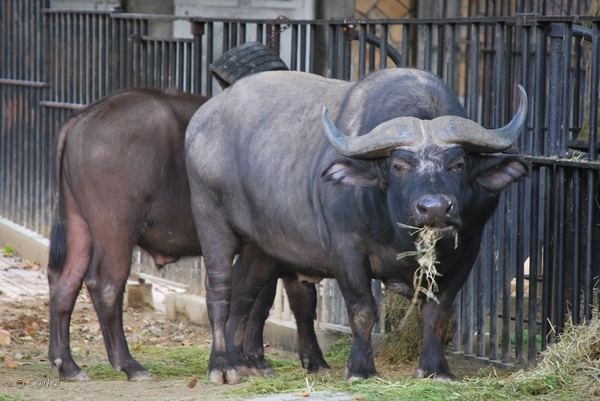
[0,255,260,401]
[0,255,494,401]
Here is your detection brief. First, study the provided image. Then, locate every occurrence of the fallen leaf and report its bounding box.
[0,329,11,345]
[294,393,310,398]
[5,356,19,369]
[188,375,198,388]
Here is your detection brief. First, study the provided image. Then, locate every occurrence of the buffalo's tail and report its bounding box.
[48,216,67,273]
[47,116,79,274]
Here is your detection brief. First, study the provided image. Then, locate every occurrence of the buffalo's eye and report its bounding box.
[392,162,410,174]
[451,162,464,173]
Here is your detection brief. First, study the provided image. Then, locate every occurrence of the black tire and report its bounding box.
[210,42,289,89]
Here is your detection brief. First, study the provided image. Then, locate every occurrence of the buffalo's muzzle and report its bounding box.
[410,194,459,232]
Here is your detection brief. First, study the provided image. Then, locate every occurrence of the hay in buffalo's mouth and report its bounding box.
[394,223,457,331]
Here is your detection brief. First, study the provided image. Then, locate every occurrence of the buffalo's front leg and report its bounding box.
[334,254,379,381]
[417,296,455,380]
[416,247,478,380]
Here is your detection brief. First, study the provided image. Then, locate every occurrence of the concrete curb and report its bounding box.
[164,292,341,354]
[0,217,49,266]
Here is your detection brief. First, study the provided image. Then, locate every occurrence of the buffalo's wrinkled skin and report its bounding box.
[48,89,329,382]
[185,68,529,384]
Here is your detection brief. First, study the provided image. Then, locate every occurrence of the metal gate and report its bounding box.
[1,0,599,370]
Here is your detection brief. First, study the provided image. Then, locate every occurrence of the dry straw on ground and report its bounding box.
[508,314,600,395]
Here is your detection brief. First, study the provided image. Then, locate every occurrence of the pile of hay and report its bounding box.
[507,315,600,396]
[377,225,443,364]
[376,292,423,363]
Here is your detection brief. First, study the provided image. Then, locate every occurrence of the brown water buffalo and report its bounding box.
[47,88,329,382]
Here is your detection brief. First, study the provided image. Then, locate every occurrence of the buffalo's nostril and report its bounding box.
[417,204,429,216]
[445,200,455,217]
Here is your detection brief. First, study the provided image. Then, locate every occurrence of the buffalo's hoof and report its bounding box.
[261,367,276,378]
[128,370,155,382]
[416,368,456,381]
[308,366,332,375]
[208,367,240,385]
[232,364,252,378]
[345,367,378,383]
[61,370,90,382]
[346,375,366,383]
[304,359,332,374]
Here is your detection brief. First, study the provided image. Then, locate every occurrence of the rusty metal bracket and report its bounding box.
[268,15,291,50]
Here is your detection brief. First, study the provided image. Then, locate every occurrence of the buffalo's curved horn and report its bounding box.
[432,85,528,153]
[322,106,420,158]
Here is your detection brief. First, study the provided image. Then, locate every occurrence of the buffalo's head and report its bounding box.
[321,86,529,244]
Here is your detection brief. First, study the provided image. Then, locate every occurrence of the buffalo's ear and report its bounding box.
[474,154,529,193]
[322,158,386,188]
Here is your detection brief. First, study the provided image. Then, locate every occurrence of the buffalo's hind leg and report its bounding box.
[227,245,278,378]
[47,213,92,382]
[281,274,330,374]
[83,236,153,381]
[198,233,240,385]
[242,270,279,377]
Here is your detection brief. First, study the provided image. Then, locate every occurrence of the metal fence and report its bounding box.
[1,0,599,370]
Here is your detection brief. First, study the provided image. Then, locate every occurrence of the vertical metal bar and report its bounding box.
[223,22,230,53]
[300,24,307,72]
[231,22,237,48]
[464,261,474,355]
[436,24,444,78]
[290,24,298,71]
[343,25,351,81]
[585,22,600,320]
[468,23,480,120]
[379,23,388,70]
[335,25,345,79]
[488,226,499,361]
[309,23,316,74]
[206,22,214,96]
[239,22,246,44]
[424,24,432,71]
[572,168,581,324]
[358,24,366,78]
[177,41,184,90]
[367,24,375,73]
[476,258,486,357]
[327,25,335,78]
[446,23,456,92]
[402,24,410,68]
[498,197,511,364]
[452,292,463,352]
[256,23,263,44]
[159,39,166,88]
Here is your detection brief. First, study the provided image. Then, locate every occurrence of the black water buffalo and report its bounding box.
[185,68,528,384]
[47,88,329,382]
